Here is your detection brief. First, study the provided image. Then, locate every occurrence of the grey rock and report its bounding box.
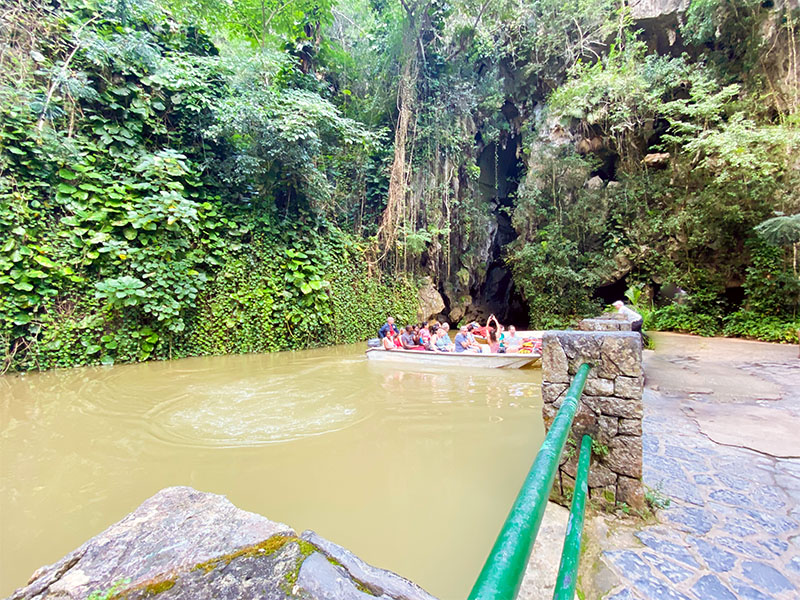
[640,552,693,584]
[589,484,617,507]
[759,538,788,556]
[604,590,641,600]
[586,175,604,190]
[716,472,751,491]
[617,475,645,510]
[542,334,569,383]
[599,334,642,378]
[604,551,652,581]
[690,574,737,600]
[664,507,717,535]
[588,463,619,490]
[579,318,632,332]
[584,377,615,397]
[583,396,643,419]
[709,489,756,509]
[751,484,787,511]
[642,152,670,168]
[604,435,643,478]
[559,471,577,496]
[9,488,437,600]
[614,376,644,400]
[598,415,620,438]
[630,578,692,600]
[722,519,760,538]
[300,532,437,600]
[556,331,603,361]
[735,508,797,536]
[662,445,708,472]
[618,418,641,436]
[542,382,568,404]
[730,579,773,600]
[634,531,700,568]
[741,560,796,592]
[686,536,736,571]
[642,433,659,454]
[629,0,689,20]
[714,537,773,560]
[788,555,800,574]
[415,277,445,322]
[693,474,715,485]
[542,402,557,429]
[571,403,602,440]
[647,476,703,506]
[10,486,295,600]
[296,553,389,600]
[117,540,305,600]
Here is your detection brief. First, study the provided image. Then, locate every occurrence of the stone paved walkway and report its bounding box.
[600,334,800,600]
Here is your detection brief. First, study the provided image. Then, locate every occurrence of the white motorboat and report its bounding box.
[365,347,540,369]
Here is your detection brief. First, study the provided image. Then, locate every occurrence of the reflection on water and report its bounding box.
[0,345,543,599]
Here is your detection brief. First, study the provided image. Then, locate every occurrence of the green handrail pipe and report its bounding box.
[553,434,592,600]
[467,362,592,600]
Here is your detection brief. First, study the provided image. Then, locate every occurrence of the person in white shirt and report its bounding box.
[613,300,643,333]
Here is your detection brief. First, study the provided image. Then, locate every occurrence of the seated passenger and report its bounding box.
[455,326,480,353]
[432,328,454,352]
[501,325,523,353]
[418,323,432,350]
[464,324,483,352]
[381,330,396,350]
[378,316,399,339]
[487,327,501,353]
[401,325,423,350]
[393,330,403,348]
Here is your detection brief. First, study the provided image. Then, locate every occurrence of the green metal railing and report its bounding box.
[468,362,592,600]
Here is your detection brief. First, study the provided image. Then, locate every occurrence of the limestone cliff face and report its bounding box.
[7,487,437,600]
[629,0,689,20]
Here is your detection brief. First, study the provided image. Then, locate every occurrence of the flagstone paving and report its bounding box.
[601,335,800,600]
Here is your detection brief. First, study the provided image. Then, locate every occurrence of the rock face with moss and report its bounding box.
[7,487,437,600]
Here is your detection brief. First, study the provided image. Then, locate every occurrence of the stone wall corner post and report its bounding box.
[541,330,644,512]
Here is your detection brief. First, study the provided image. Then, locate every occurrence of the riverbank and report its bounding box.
[590,333,800,599]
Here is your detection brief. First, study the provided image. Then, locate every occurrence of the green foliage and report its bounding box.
[508,147,609,325]
[644,484,670,511]
[648,303,722,338]
[740,240,799,315]
[722,311,800,343]
[0,0,414,372]
[86,578,131,600]
[755,213,800,246]
[590,439,609,458]
[548,38,694,159]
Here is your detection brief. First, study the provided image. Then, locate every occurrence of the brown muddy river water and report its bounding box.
[0,344,544,599]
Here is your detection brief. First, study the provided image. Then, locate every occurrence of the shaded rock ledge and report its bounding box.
[7,487,437,600]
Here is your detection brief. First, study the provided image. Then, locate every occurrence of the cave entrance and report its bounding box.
[594,277,629,306]
[472,138,529,326]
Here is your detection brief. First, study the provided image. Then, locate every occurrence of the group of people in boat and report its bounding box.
[377,315,531,354]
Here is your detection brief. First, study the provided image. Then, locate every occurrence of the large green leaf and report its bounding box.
[755,214,800,246]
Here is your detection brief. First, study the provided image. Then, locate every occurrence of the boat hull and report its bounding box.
[365,348,540,369]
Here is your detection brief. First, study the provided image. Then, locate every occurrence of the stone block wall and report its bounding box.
[541,330,644,511]
[578,313,632,331]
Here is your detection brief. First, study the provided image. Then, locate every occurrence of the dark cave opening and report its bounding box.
[472,137,530,327]
[590,151,618,181]
[593,276,629,307]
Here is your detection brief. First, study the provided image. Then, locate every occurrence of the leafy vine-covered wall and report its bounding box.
[0,0,418,372]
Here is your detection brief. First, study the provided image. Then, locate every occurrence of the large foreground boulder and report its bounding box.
[8,487,437,600]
